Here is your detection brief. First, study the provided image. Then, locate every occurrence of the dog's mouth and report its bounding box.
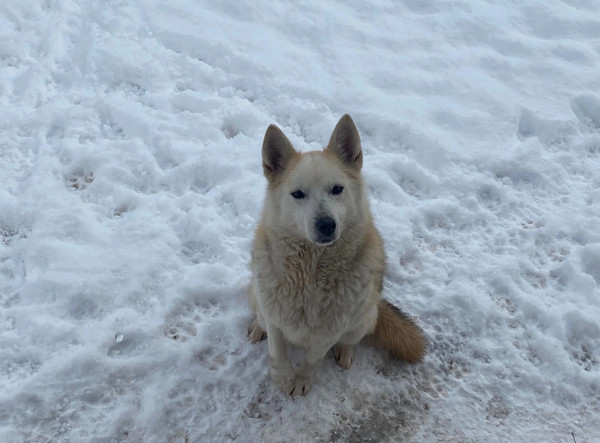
[315,236,337,246]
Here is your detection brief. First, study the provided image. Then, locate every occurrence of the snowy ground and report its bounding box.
[1,0,600,441]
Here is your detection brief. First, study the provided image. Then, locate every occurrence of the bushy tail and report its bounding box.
[372,299,426,363]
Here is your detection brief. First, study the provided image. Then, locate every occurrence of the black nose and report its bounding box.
[315,217,336,236]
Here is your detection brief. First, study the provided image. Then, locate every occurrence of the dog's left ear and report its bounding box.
[325,114,362,170]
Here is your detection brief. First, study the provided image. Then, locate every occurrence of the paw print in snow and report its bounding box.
[164,321,197,342]
[68,171,94,190]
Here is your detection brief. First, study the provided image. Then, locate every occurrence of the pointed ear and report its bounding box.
[325,114,362,170]
[262,124,297,181]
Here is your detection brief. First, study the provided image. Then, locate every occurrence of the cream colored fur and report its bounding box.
[248,114,424,396]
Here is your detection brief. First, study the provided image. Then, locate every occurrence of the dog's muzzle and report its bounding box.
[315,216,336,244]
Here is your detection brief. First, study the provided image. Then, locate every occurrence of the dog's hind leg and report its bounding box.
[248,317,267,343]
[333,343,354,370]
[334,303,378,370]
[247,278,267,343]
[247,303,267,343]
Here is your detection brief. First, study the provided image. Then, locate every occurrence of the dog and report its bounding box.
[248,114,425,396]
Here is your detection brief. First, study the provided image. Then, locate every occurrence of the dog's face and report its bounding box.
[279,152,354,245]
[261,115,364,245]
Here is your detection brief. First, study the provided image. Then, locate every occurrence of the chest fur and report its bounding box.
[254,242,373,344]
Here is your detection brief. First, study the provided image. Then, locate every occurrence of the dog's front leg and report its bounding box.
[291,339,336,396]
[265,322,296,394]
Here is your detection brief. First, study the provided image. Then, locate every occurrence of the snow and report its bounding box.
[1,0,599,441]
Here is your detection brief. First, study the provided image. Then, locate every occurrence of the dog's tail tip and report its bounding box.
[373,299,426,363]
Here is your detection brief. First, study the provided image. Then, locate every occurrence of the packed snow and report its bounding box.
[1,0,600,441]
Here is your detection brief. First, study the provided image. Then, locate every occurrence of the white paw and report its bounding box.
[247,319,267,343]
[333,344,354,370]
[270,367,314,397]
[288,373,314,397]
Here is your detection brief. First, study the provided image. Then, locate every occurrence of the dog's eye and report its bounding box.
[291,190,305,199]
[331,185,344,195]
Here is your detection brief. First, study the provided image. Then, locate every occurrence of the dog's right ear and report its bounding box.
[262,124,297,181]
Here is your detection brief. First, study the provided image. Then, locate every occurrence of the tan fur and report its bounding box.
[373,300,426,362]
[249,114,425,396]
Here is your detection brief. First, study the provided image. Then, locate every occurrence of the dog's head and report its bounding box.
[261,114,365,246]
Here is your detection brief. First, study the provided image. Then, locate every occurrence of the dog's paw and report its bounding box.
[287,374,314,397]
[247,319,267,343]
[333,344,354,370]
[270,367,313,397]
